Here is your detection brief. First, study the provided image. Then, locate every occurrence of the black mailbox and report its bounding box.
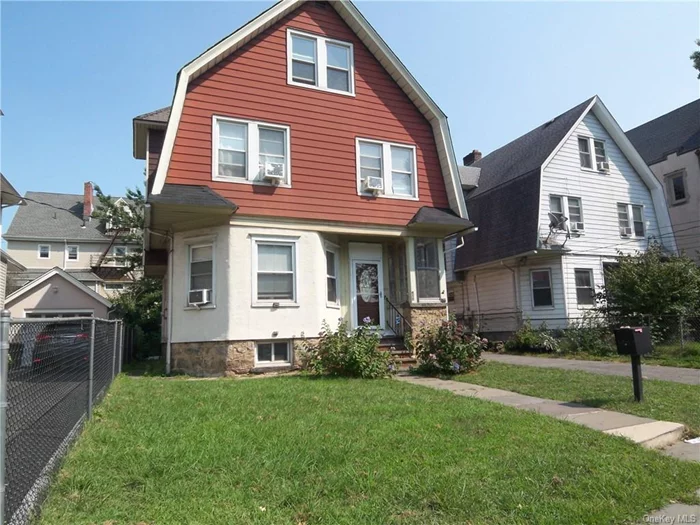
[614,327,652,356]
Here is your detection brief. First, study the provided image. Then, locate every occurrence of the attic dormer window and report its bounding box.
[287,29,355,96]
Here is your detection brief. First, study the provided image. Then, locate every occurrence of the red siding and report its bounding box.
[166,1,449,227]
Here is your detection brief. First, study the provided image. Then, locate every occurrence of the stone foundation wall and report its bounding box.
[171,338,314,376]
[407,305,448,334]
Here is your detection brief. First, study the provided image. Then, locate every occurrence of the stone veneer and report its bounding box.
[406,304,448,334]
[171,339,310,376]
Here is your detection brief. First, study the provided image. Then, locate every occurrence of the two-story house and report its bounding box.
[447,96,676,337]
[4,182,140,318]
[626,99,700,263]
[135,0,470,376]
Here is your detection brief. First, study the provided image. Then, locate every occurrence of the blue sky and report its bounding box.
[2,1,698,228]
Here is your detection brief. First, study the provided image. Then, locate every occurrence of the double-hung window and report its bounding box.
[531,269,553,308]
[415,238,440,301]
[617,203,644,237]
[574,269,595,306]
[66,245,78,261]
[357,139,417,199]
[665,170,688,205]
[288,30,354,95]
[213,117,290,186]
[38,245,50,259]
[325,245,339,307]
[188,244,214,305]
[578,136,608,171]
[253,238,297,305]
[549,195,584,231]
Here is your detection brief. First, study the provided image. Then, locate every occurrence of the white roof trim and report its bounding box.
[150,0,467,219]
[5,267,113,308]
[540,96,677,254]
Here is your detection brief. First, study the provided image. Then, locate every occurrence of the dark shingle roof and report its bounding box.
[626,99,700,165]
[455,97,597,270]
[408,206,473,231]
[148,184,237,210]
[134,106,171,124]
[471,97,594,198]
[5,192,121,241]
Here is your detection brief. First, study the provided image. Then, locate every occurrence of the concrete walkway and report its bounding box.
[396,374,699,522]
[483,352,699,385]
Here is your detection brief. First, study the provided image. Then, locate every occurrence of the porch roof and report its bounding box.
[407,206,474,234]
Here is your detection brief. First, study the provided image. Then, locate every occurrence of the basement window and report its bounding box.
[287,29,355,96]
[256,341,291,366]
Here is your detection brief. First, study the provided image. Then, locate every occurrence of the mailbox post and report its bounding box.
[614,326,652,402]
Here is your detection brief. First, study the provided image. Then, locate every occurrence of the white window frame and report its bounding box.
[325,242,340,308]
[38,244,51,259]
[286,29,355,97]
[186,241,216,309]
[113,246,127,257]
[255,340,292,367]
[414,237,441,302]
[617,203,645,238]
[104,282,126,291]
[549,194,585,232]
[665,169,688,206]
[530,268,554,309]
[212,116,291,187]
[251,235,299,308]
[355,138,418,200]
[578,135,608,172]
[66,245,79,261]
[574,268,595,307]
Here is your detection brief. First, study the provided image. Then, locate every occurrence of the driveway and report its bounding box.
[483,353,699,385]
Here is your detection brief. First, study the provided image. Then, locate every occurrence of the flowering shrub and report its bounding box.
[302,318,397,378]
[504,320,560,353]
[414,320,485,375]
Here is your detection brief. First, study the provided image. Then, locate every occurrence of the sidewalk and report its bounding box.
[395,374,694,453]
[396,373,699,523]
[483,352,699,385]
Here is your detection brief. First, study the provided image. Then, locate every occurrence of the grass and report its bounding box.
[504,341,700,369]
[38,375,700,524]
[456,362,700,436]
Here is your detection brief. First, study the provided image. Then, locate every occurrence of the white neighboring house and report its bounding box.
[447,96,676,337]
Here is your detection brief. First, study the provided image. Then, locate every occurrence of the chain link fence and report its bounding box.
[0,314,123,524]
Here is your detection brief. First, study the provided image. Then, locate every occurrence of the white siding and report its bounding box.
[540,113,664,257]
[5,240,140,270]
[518,255,567,328]
[560,254,613,318]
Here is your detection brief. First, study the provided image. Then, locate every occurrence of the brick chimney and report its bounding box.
[463,150,482,166]
[83,181,94,221]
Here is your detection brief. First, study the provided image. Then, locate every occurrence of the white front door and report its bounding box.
[348,243,385,330]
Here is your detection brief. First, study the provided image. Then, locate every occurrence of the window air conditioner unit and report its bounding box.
[597,161,610,172]
[570,222,585,232]
[619,227,633,237]
[263,162,285,183]
[364,176,384,194]
[188,289,211,307]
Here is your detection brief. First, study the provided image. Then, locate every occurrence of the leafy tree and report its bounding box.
[692,39,700,79]
[92,185,145,270]
[93,184,163,357]
[597,244,700,335]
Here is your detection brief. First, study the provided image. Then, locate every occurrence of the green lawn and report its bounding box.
[39,375,700,525]
[456,362,700,435]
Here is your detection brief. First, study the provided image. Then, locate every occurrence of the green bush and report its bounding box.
[415,320,485,375]
[302,320,396,378]
[505,320,560,353]
[561,314,616,356]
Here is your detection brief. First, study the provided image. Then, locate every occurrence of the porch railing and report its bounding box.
[384,297,412,340]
